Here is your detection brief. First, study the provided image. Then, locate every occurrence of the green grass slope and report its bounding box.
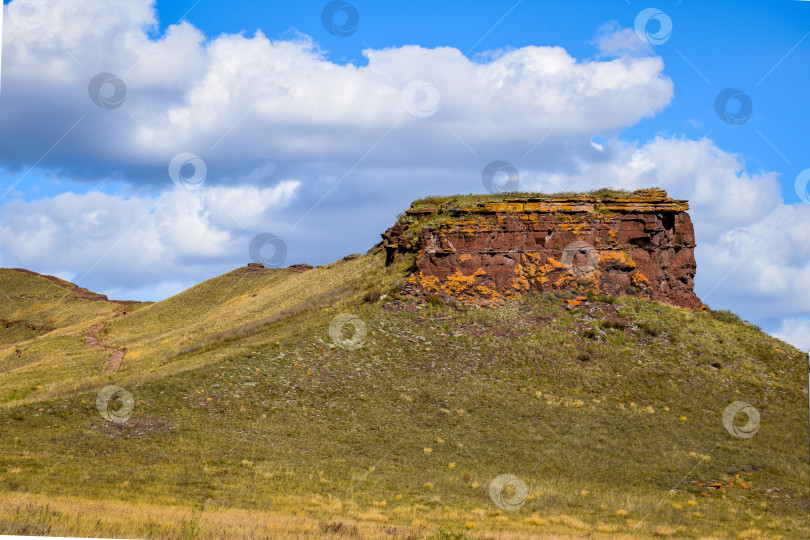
[96,254,389,381]
[0,251,807,539]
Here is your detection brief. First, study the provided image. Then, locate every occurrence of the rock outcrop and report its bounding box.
[382,188,700,308]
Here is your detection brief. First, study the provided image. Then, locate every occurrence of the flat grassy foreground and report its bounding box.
[0,252,808,539]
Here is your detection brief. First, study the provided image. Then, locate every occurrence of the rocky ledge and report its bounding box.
[382,188,700,308]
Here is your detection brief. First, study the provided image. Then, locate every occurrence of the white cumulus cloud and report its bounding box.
[0,0,673,183]
[0,181,300,298]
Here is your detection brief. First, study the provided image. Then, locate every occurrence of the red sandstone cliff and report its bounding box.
[382,188,700,309]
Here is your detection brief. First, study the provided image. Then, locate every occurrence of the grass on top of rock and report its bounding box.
[407,187,652,212]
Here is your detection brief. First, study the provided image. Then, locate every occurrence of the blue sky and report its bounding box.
[1,0,809,348]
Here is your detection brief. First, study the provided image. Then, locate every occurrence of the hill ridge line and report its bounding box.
[8,268,139,305]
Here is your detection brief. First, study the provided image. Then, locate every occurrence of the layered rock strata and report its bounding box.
[382,189,700,308]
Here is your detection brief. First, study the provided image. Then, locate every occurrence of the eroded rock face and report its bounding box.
[382,189,700,308]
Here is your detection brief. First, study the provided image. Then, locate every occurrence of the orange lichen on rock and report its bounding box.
[413,273,440,291]
[511,272,531,292]
[631,272,651,288]
[600,250,636,270]
[556,213,595,235]
[440,271,477,296]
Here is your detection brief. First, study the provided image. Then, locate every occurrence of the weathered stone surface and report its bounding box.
[382,189,700,308]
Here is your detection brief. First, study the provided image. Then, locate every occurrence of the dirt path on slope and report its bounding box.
[85,322,126,372]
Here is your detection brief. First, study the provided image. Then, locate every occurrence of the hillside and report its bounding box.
[0,268,144,404]
[0,192,808,539]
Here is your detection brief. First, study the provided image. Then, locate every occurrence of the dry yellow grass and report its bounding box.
[0,491,762,539]
[0,253,394,407]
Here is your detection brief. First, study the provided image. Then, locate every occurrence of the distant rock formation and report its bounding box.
[382,188,700,308]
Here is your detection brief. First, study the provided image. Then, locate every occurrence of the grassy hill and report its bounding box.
[0,247,808,539]
[0,268,137,404]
